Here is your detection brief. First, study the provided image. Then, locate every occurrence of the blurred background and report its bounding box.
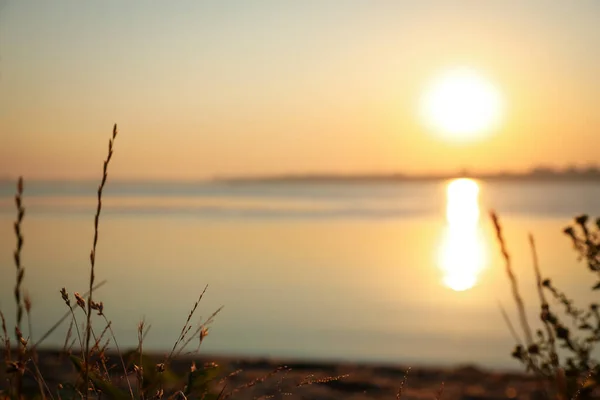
[1,1,599,371]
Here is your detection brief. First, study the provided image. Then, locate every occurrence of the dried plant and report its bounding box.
[0,124,229,399]
[11,176,27,398]
[0,122,355,400]
[493,212,600,400]
[396,367,411,400]
[14,177,25,335]
[84,123,118,398]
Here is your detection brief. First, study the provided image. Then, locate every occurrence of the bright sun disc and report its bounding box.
[421,67,502,141]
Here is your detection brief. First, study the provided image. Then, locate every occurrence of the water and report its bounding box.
[1,179,599,370]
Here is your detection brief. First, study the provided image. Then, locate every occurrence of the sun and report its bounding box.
[420,67,503,142]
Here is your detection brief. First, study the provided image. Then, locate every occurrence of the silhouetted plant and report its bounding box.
[0,125,226,399]
[493,212,600,400]
[0,124,343,400]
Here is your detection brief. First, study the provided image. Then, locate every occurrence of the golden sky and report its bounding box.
[1,1,599,180]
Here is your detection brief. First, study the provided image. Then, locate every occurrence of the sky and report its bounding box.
[1,1,600,180]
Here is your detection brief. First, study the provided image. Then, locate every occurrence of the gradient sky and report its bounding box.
[1,1,599,180]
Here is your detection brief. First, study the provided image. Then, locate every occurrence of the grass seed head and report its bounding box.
[74,292,86,309]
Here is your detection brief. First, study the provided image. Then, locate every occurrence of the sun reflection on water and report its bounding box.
[438,178,488,291]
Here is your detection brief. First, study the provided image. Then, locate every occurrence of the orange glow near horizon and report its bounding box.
[1,3,599,180]
[438,179,488,291]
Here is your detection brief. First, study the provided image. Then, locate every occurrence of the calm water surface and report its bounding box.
[1,180,600,370]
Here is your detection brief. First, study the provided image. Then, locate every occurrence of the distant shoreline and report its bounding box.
[2,171,600,185]
[217,172,600,184]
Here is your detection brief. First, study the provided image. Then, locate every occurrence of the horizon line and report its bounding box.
[2,166,600,184]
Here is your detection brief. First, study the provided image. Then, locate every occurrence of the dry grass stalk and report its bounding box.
[25,295,51,400]
[217,369,243,386]
[167,285,209,362]
[1,309,12,391]
[178,306,223,358]
[33,280,107,349]
[529,234,558,367]
[89,323,112,388]
[396,367,411,399]
[571,367,597,400]
[498,302,524,347]
[1,309,10,365]
[100,313,134,398]
[12,176,26,397]
[60,288,84,359]
[297,373,349,387]
[221,366,292,400]
[136,318,146,395]
[84,123,118,398]
[14,177,25,335]
[490,212,534,347]
[62,318,75,356]
[91,321,111,356]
